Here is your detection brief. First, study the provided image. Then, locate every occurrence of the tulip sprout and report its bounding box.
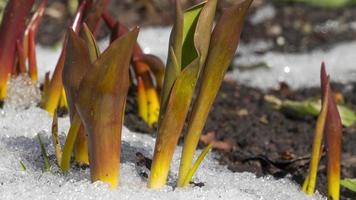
[149,0,253,188]
[302,63,342,200]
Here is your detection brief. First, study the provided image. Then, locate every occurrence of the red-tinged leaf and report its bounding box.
[28,29,38,82]
[75,28,139,188]
[139,54,165,93]
[81,0,110,35]
[16,40,26,74]
[71,1,87,32]
[0,0,35,99]
[321,66,342,200]
[62,29,91,118]
[42,1,87,114]
[302,74,330,195]
[23,0,47,58]
[62,25,97,167]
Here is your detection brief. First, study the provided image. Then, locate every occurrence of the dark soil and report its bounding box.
[124,80,356,199]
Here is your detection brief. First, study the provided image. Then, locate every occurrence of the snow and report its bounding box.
[0,104,324,200]
[232,40,356,90]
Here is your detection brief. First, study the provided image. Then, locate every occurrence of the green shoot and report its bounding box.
[341,179,356,192]
[20,160,26,171]
[181,143,213,186]
[37,134,50,172]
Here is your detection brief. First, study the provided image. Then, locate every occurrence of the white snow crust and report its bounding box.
[0,105,324,200]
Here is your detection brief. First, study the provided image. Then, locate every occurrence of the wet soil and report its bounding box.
[124,80,356,200]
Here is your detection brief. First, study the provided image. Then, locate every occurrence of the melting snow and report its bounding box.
[0,105,324,200]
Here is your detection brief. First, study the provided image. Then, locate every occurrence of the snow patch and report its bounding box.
[0,106,325,200]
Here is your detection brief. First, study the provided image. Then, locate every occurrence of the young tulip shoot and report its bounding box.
[302,63,342,200]
[71,27,138,188]
[302,77,329,195]
[321,65,342,200]
[148,0,218,188]
[178,0,253,187]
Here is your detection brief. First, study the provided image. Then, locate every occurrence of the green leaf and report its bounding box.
[280,100,356,127]
[160,0,216,118]
[182,143,213,186]
[81,23,100,62]
[149,57,200,188]
[20,161,26,171]
[178,0,253,187]
[181,2,204,68]
[37,134,50,172]
[337,104,356,127]
[277,0,355,8]
[341,179,356,192]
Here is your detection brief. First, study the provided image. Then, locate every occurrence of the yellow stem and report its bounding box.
[60,113,81,172]
[137,77,148,122]
[51,111,62,166]
[74,125,89,166]
[146,86,159,126]
[303,85,329,195]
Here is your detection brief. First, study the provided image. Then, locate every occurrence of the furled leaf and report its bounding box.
[148,57,200,189]
[75,28,138,188]
[302,78,329,195]
[160,0,217,124]
[62,29,91,117]
[160,0,183,115]
[178,0,253,187]
[341,179,356,192]
[321,65,342,200]
[81,23,100,62]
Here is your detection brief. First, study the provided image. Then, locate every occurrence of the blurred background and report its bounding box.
[1,0,354,89]
[1,0,356,51]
